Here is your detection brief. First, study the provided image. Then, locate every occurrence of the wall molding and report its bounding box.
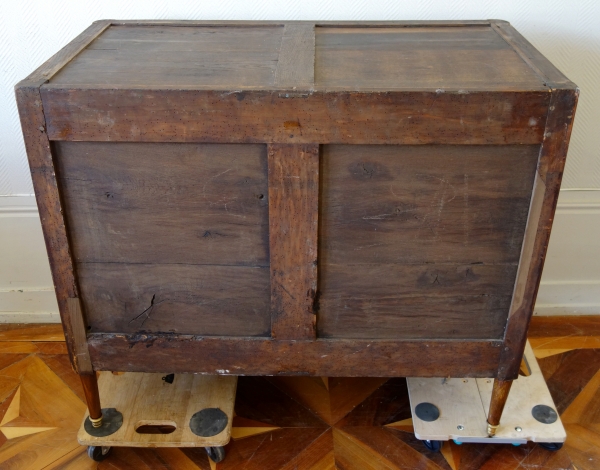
[0,195,38,217]
[535,190,600,316]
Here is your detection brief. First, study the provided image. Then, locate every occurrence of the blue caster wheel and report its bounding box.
[423,440,443,452]
[538,442,563,451]
[205,446,226,463]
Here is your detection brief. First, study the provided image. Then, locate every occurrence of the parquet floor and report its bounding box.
[0,317,598,470]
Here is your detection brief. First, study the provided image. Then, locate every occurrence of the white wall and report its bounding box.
[1,0,599,321]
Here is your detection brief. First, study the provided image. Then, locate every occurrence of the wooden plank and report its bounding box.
[507,174,546,320]
[529,316,600,353]
[50,25,283,88]
[78,373,237,447]
[14,86,87,374]
[110,20,493,27]
[0,341,68,354]
[18,20,111,87]
[529,315,600,338]
[14,20,111,375]
[0,324,65,342]
[87,333,503,378]
[319,144,539,265]
[275,24,315,89]
[319,295,511,340]
[497,87,579,381]
[268,144,319,340]
[67,298,92,374]
[40,88,550,145]
[315,26,544,90]
[318,144,538,340]
[54,142,269,266]
[77,262,271,337]
[490,21,575,88]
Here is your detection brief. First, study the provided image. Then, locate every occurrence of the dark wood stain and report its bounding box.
[40,89,549,146]
[50,25,284,88]
[315,26,544,90]
[318,145,537,340]
[16,20,578,429]
[87,333,503,378]
[268,144,319,340]
[498,88,579,381]
[78,262,270,336]
[53,141,270,266]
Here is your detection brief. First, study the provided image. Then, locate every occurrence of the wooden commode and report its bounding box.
[16,19,578,454]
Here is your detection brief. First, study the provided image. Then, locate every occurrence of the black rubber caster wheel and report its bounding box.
[205,446,226,463]
[423,440,443,452]
[87,445,111,461]
[538,442,564,451]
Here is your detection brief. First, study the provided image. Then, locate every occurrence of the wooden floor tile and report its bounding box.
[538,349,600,413]
[561,368,600,432]
[563,424,600,470]
[336,378,412,427]
[235,377,327,428]
[0,355,85,469]
[279,428,335,470]
[0,353,29,371]
[39,354,86,403]
[268,376,388,425]
[0,324,65,342]
[529,316,600,353]
[0,319,598,469]
[219,428,327,470]
[333,427,441,470]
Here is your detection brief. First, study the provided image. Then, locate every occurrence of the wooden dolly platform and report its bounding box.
[407,341,565,451]
[77,372,237,463]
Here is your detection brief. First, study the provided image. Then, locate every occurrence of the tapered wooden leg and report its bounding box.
[80,373,103,427]
[486,379,513,436]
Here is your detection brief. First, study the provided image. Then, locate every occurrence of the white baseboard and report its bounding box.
[0,290,60,323]
[535,190,600,316]
[1,191,600,321]
[0,312,61,324]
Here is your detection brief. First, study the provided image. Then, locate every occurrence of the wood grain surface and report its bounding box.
[87,333,503,378]
[318,144,538,340]
[54,141,269,266]
[50,25,283,88]
[275,24,315,89]
[315,25,544,90]
[16,21,579,392]
[77,262,270,336]
[14,87,91,374]
[268,144,319,340]
[41,88,550,146]
[498,88,579,381]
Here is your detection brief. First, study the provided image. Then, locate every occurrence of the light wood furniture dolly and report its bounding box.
[77,372,237,463]
[407,341,565,452]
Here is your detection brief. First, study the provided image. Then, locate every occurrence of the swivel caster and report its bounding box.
[205,446,226,463]
[538,442,563,451]
[422,440,443,452]
[87,445,111,461]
